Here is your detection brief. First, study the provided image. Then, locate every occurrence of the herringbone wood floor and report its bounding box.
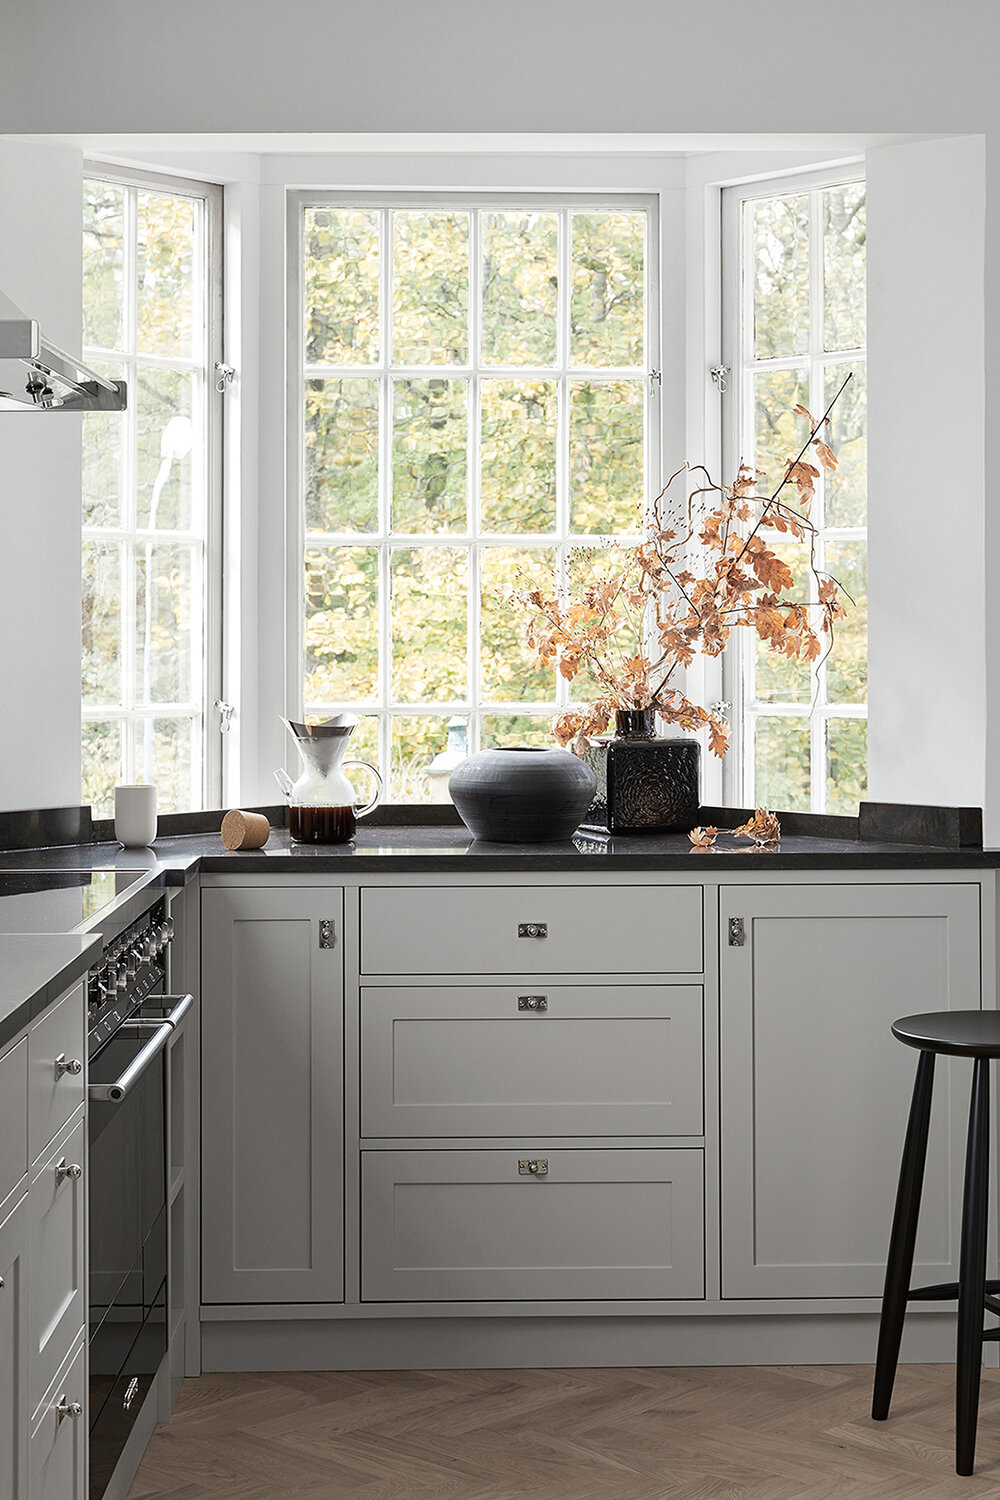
[128,1365,1000,1499]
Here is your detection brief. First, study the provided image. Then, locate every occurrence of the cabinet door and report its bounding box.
[0,1193,29,1500]
[201,887,344,1303]
[720,882,980,1299]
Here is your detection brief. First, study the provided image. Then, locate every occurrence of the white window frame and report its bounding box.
[82,162,225,812]
[720,163,867,813]
[286,191,660,787]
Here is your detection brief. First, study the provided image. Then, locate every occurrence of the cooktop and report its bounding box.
[0,869,156,937]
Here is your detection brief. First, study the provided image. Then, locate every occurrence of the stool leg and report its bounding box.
[873,1049,936,1420]
[956,1056,990,1476]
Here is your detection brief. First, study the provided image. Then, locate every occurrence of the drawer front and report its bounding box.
[0,1038,28,1207]
[29,1114,85,1419]
[28,986,85,1166]
[361,885,703,975]
[361,1148,704,1302]
[29,1337,86,1500]
[361,985,704,1137]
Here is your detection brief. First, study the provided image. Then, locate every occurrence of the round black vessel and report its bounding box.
[449,747,597,843]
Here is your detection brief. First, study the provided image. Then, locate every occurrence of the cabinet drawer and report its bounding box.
[29,1114,85,1420]
[361,885,703,975]
[0,1038,28,1207]
[30,1337,85,1500]
[361,985,703,1137]
[361,1148,704,1302]
[28,986,85,1166]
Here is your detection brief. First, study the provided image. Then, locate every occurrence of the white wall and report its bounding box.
[867,137,986,811]
[0,139,84,810]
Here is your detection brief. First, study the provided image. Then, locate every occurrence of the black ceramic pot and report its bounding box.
[449,747,597,843]
[581,708,701,834]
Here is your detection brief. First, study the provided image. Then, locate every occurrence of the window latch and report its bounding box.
[215,700,235,734]
[215,362,236,393]
[648,368,661,398]
[710,364,731,394]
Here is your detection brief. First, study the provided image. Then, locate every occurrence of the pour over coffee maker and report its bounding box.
[275,715,382,844]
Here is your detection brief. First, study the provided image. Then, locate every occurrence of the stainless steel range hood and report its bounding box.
[0,287,126,412]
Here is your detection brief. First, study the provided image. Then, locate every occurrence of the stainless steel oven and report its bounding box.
[86,899,190,1500]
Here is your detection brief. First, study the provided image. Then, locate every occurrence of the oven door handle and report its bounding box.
[88,1022,172,1103]
[160,992,193,1029]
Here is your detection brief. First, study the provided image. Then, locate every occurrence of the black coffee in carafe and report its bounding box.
[288,805,357,844]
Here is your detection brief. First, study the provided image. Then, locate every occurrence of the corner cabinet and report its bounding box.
[719,882,981,1299]
[200,886,344,1304]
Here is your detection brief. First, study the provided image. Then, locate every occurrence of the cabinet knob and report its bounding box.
[518,1158,548,1176]
[55,1159,82,1182]
[55,1053,83,1078]
[518,996,548,1012]
[55,1398,83,1424]
[0,1275,5,1290]
[517,923,548,939]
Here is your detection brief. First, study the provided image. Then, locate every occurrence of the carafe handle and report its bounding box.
[273,768,294,801]
[344,760,382,818]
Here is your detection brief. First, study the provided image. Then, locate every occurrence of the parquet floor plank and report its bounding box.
[128,1364,1000,1499]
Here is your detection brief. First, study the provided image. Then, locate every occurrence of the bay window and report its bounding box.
[81,168,222,815]
[723,173,868,814]
[293,195,657,801]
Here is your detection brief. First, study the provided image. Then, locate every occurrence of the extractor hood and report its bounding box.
[0,287,126,412]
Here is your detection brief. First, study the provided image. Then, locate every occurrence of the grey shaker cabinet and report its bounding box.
[201,886,345,1304]
[719,882,982,1299]
[0,1193,29,1498]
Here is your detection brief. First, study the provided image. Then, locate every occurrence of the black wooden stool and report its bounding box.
[872,1011,1000,1475]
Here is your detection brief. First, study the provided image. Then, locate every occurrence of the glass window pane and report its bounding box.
[136,191,195,360]
[754,716,811,812]
[136,717,196,816]
[566,546,644,703]
[824,539,867,703]
[480,380,557,533]
[481,211,558,366]
[82,180,124,351]
[304,207,380,366]
[391,715,458,803]
[751,194,809,359]
[753,368,810,504]
[569,380,644,534]
[81,720,123,817]
[82,541,122,705]
[570,212,644,367]
[83,359,125,530]
[480,548,557,702]
[304,547,379,703]
[824,362,866,528]
[392,211,468,365]
[135,543,193,705]
[481,713,554,749]
[826,717,867,814]
[390,548,467,702]
[305,378,379,533]
[392,378,467,533]
[824,183,866,352]
[753,542,813,704]
[136,368,195,531]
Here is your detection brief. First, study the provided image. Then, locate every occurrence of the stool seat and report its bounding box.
[892,1011,1000,1058]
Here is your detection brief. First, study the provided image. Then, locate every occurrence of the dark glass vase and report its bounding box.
[581,708,701,835]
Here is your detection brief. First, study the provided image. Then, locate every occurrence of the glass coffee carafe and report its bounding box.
[275,715,382,844]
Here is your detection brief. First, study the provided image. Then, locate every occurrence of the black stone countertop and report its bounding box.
[0,933,102,1053]
[0,821,994,876]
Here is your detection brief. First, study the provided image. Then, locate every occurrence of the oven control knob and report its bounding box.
[164,918,175,943]
[116,966,129,992]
